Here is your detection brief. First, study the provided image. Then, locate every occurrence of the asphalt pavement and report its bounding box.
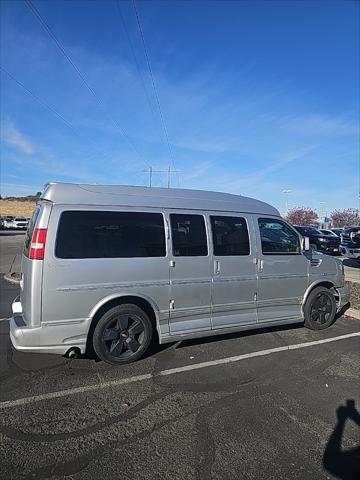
[0,231,359,480]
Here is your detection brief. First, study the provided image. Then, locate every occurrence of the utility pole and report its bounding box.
[282,189,292,214]
[143,165,179,188]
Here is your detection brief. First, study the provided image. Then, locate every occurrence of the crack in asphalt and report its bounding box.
[0,390,173,442]
[0,379,265,479]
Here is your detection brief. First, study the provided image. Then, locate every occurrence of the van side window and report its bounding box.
[55,211,166,259]
[258,218,300,254]
[210,216,250,256]
[170,214,208,256]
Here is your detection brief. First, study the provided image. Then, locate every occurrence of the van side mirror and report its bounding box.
[301,236,310,251]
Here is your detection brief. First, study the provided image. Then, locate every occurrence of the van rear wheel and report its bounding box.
[304,286,336,330]
[93,304,153,364]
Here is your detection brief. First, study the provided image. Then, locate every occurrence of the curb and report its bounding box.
[3,272,20,285]
[345,308,360,321]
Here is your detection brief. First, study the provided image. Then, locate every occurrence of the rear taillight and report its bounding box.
[29,228,47,260]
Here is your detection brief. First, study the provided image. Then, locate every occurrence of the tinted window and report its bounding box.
[296,226,322,236]
[211,216,250,256]
[170,214,207,256]
[56,211,166,259]
[258,218,300,254]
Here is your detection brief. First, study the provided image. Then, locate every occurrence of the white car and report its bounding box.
[6,217,29,230]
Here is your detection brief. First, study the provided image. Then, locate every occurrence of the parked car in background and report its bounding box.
[5,217,29,230]
[319,229,338,237]
[331,228,343,237]
[1,216,15,229]
[340,226,360,262]
[293,226,340,255]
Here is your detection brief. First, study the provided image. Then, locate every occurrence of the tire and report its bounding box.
[93,304,153,365]
[304,286,336,330]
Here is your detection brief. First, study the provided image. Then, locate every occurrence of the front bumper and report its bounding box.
[318,244,340,254]
[335,286,351,311]
[340,245,360,259]
[9,298,89,355]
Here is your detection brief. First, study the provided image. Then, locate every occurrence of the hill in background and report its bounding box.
[0,193,39,217]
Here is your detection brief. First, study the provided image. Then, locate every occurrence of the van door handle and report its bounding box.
[214,260,221,275]
[258,259,264,273]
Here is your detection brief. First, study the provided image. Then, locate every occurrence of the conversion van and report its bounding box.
[10,183,350,365]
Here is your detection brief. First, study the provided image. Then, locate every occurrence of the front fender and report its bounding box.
[302,280,335,310]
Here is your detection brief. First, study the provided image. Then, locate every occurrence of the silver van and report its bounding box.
[10,183,350,364]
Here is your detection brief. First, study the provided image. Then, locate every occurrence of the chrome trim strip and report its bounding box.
[170,306,210,320]
[257,297,302,307]
[172,278,211,286]
[212,301,255,314]
[42,318,90,327]
[57,280,170,292]
[259,274,308,280]
[213,276,255,283]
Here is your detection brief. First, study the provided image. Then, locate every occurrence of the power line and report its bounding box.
[0,66,114,164]
[132,0,177,174]
[24,0,150,168]
[116,0,158,126]
[1,67,74,131]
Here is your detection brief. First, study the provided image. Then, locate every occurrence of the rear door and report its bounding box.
[210,214,257,328]
[42,207,170,334]
[255,217,309,322]
[168,212,212,334]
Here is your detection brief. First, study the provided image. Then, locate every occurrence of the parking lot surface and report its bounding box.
[0,232,359,480]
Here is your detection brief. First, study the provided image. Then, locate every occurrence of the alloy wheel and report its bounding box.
[310,293,333,325]
[102,314,145,359]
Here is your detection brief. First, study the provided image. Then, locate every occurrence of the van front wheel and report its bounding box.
[304,287,336,330]
[93,304,153,364]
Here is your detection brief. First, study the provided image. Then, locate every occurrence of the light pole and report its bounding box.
[319,202,327,226]
[282,189,292,214]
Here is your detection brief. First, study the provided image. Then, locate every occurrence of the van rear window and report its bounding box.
[55,211,166,259]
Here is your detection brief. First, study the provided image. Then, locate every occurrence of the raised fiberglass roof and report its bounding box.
[41,182,280,216]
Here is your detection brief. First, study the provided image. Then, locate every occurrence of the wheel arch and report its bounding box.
[86,293,161,355]
[302,280,338,312]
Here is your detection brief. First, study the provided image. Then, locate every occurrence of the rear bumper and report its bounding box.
[9,298,89,355]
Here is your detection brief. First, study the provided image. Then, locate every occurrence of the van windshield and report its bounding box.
[24,207,41,257]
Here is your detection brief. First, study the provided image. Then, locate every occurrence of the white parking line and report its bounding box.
[0,331,359,410]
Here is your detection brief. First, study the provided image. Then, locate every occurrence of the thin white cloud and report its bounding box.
[281,115,359,136]
[1,124,36,155]
[0,182,41,197]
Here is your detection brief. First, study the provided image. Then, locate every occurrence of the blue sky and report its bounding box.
[0,0,359,215]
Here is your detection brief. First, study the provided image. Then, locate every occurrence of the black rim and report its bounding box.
[102,314,145,359]
[310,293,333,325]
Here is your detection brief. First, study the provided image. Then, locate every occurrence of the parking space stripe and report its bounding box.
[0,331,359,409]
